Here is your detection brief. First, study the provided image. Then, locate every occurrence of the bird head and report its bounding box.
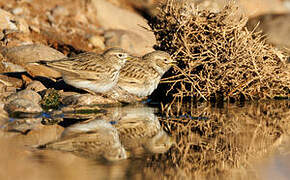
[143,51,176,75]
[103,48,132,66]
[144,131,175,154]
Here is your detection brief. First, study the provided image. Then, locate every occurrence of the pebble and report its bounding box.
[0,8,29,33]
[3,117,42,134]
[6,89,42,104]
[26,81,47,92]
[62,94,118,106]
[88,35,105,49]
[0,74,23,88]
[4,98,43,114]
[0,44,65,78]
[90,0,155,55]
[12,8,24,15]
[52,6,69,17]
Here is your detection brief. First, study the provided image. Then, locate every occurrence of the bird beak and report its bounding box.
[125,151,131,158]
[169,59,177,65]
[126,56,134,61]
[168,136,176,146]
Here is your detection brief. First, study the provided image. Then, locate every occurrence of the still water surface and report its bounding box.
[0,100,289,180]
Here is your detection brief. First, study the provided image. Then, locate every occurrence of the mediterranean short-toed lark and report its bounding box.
[112,50,174,98]
[35,48,132,93]
[40,120,128,161]
[105,105,174,156]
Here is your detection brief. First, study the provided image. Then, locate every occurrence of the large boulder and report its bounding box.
[0,44,65,78]
[91,0,155,55]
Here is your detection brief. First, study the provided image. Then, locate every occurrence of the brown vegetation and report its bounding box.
[149,0,290,102]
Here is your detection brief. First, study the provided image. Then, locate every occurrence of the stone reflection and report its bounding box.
[41,120,127,162]
[0,116,63,146]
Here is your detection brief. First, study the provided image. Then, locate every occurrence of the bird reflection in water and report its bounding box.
[40,120,127,162]
[40,105,174,161]
[105,105,174,156]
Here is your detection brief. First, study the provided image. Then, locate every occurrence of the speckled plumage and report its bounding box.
[42,120,127,161]
[106,105,174,155]
[36,48,132,93]
[116,51,174,97]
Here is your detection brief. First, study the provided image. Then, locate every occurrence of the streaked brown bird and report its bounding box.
[107,51,174,102]
[33,48,132,94]
[40,120,128,161]
[105,105,174,156]
[118,51,174,96]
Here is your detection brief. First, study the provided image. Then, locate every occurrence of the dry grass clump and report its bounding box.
[149,0,290,101]
[141,100,290,179]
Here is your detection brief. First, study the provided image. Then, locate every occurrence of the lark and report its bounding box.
[34,48,132,94]
[40,120,128,161]
[106,105,174,156]
[109,51,174,100]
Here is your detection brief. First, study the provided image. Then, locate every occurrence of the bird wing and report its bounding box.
[117,61,160,96]
[115,116,160,139]
[38,52,111,79]
[119,61,154,86]
[47,129,118,150]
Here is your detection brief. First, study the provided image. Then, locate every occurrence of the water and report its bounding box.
[0,100,289,180]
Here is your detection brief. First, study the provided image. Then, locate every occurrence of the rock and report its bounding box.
[62,94,118,107]
[239,0,288,17]
[0,74,22,88]
[6,89,42,104]
[73,10,89,24]
[51,5,69,17]
[0,86,17,102]
[0,9,18,31]
[88,35,105,49]
[90,0,155,55]
[104,29,150,55]
[0,74,22,101]
[0,44,64,78]
[16,18,30,33]
[2,117,43,134]
[4,98,42,114]
[285,1,290,10]
[0,30,33,47]
[26,80,47,92]
[61,93,118,115]
[0,8,29,33]
[0,31,4,40]
[0,60,27,73]
[247,13,290,50]
[1,51,26,73]
[46,11,55,23]
[59,91,79,97]
[193,0,226,13]
[12,7,24,15]
[0,44,65,64]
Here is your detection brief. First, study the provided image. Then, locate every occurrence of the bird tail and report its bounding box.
[26,60,49,65]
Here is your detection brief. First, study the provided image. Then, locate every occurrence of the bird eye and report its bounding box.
[165,58,174,64]
[116,53,127,58]
[164,58,170,63]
